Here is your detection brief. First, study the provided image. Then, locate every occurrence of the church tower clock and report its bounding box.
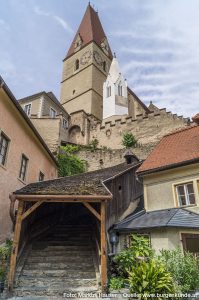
[60,4,113,120]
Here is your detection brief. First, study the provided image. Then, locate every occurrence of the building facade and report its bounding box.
[114,115,199,254]
[0,77,58,242]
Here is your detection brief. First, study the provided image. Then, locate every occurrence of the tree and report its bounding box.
[122,133,137,148]
[58,145,85,177]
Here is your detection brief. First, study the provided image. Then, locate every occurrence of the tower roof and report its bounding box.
[66,4,113,59]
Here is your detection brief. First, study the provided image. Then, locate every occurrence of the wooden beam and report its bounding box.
[100,201,107,292]
[21,201,44,221]
[8,201,24,291]
[83,202,101,221]
[14,198,103,203]
[15,194,112,201]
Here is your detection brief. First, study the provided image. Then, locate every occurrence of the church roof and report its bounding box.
[66,4,113,59]
[137,123,199,175]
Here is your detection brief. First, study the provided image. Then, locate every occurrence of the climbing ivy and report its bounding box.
[58,145,85,177]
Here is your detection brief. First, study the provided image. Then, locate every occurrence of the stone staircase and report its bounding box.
[14,225,99,297]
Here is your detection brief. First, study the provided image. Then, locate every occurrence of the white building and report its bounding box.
[103,56,128,119]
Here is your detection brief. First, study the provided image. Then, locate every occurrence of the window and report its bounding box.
[106,86,111,97]
[50,108,56,118]
[75,59,79,71]
[118,83,122,96]
[24,104,31,116]
[19,154,28,181]
[103,61,106,71]
[176,182,196,206]
[0,132,9,166]
[39,171,44,182]
[63,118,68,129]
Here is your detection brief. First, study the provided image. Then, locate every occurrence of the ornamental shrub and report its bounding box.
[128,258,175,298]
[160,248,199,293]
[109,277,126,291]
[122,133,137,148]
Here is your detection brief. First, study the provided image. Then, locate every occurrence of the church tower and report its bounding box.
[103,56,128,119]
[60,4,113,120]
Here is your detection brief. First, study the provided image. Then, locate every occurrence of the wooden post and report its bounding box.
[100,201,107,292]
[8,200,24,291]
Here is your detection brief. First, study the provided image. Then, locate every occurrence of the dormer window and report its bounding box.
[74,34,82,52]
[75,59,79,71]
[101,38,109,55]
[107,86,111,97]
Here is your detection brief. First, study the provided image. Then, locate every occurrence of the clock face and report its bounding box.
[93,51,103,65]
[80,50,92,65]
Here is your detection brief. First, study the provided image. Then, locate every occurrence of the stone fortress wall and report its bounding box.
[89,108,189,149]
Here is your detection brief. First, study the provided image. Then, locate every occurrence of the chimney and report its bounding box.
[124,149,136,165]
[192,113,199,125]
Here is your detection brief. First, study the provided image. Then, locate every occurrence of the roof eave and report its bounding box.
[137,157,199,177]
[13,194,113,201]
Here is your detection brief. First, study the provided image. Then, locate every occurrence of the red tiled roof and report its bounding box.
[66,4,113,59]
[137,124,199,174]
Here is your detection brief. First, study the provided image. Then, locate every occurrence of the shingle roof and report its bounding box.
[66,4,113,59]
[114,208,199,231]
[15,162,140,196]
[137,124,199,175]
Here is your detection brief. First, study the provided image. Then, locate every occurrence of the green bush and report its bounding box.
[114,234,153,276]
[58,146,85,177]
[88,138,99,152]
[0,239,12,281]
[160,248,199,293]
[122,133,137,148]
[128,259,175,298]
[109,277,126,291]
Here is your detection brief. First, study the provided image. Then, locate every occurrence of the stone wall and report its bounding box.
[90,109,189,149]
[77,144,154,172]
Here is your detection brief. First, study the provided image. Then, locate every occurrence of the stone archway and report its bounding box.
[68,125,82,144]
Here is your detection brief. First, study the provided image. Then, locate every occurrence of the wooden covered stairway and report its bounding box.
[14,223,100,297]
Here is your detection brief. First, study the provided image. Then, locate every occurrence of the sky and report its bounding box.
[0,0,199,118]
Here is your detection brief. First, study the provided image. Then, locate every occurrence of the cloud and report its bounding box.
[34,6,73,33]
[0,19,10,30]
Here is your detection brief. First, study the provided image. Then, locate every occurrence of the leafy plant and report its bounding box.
[58,146,85,177]
[114,234,153,276]
[160,248,199,293]
[122,133,137,148]
[88,138,99,152]
[128,259,175,298]
[109,277,126,291]
[0,239,13,282]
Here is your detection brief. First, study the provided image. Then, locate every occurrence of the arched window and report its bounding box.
[106,86,111,97]
[75,59,79,71]
[118,82,122,96]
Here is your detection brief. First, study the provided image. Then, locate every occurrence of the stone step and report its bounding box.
[24,262,95,270]
[35,241,91,246]
[14,286,99,297]
[29,250,93,256]
[21,269,96,278]
[35,245,93,251]
[27,256,93,263]
[16,277,97,287]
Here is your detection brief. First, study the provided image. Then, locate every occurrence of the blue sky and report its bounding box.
[0,0,199,117]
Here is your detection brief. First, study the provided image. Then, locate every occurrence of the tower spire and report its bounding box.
[66,4,113,59]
